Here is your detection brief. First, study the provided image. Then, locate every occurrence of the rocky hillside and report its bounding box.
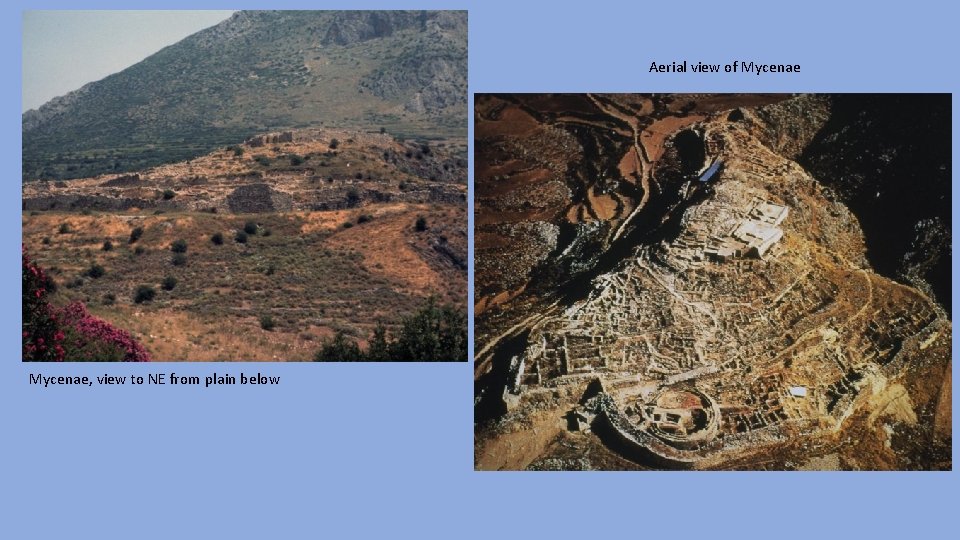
[23,128,467,215]
[23,10,467,181]
[22,128,466,361]
[798,95,951,315]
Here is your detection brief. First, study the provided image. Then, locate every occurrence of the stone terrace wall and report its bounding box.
[226,183,293,213]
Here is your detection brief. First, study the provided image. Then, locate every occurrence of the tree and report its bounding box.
[161,276,177,291]
[102,240,113,251]
[243,221,258,235]
[389,298,467,361]
[129,226,144,244]
[415,216,427,232]
[314,331,363,362]
[162,189,176,200]
[366,322,391,361]
[170,239,187,253]
[211,232,224,245]
[235,231,248,244]
[328,138,340,149]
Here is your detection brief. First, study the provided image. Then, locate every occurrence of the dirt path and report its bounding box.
[586,94,652,243]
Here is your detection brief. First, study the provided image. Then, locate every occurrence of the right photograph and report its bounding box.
[473,94,952,471]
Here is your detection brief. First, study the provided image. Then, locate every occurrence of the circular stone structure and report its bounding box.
[637,388,720,450]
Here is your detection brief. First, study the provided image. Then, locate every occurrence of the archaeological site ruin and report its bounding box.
[474,94,951,471]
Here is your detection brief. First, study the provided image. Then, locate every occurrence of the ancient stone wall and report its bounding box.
[226,183,293,213]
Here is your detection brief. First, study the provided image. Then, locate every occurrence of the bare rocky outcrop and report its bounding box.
[321,10,422,45]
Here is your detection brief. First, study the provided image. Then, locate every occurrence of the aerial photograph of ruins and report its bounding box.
[474,94,951,470]
[22,11,467,361]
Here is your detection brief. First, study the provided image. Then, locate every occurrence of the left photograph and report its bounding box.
[21,10,468,361]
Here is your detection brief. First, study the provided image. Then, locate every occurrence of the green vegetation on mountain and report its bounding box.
[22,10,467,181]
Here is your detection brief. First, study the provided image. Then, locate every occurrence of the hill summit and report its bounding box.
[22,10,467,181]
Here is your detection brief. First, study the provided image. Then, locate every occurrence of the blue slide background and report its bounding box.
[3,0,957,538]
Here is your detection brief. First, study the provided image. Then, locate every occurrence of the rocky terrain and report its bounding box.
[22,128,466,361]
[474,94,951,470]
[23,10,467,181]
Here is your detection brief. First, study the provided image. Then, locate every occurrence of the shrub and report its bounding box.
[171,253,187,266]
[65,277,85,289]
[235,231,248,244]
[346,187,361,206]
[262,228,272,237]
[102,293,116,305]
[329,138,339,149]
[129,226,144,244]
[86,264,105,279]
[289,154,304,166]
[161,276,178,291]
[259,315,276,331]
[229,145,244,157]
[342,221,354,229]
[243,221,258,235]
[57,302,151,361]
[42,237,51,245]
[22,246,64,361]
[102,240,113,251]
[133,285,156,304]
[357,214,373,224]
[170,239,187,253]
[211,232,224,245]
[134,246,146,255]
[254,155,272,166]
[415,216,427,232]
[58,223,71,234]
[162,189,176,200]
